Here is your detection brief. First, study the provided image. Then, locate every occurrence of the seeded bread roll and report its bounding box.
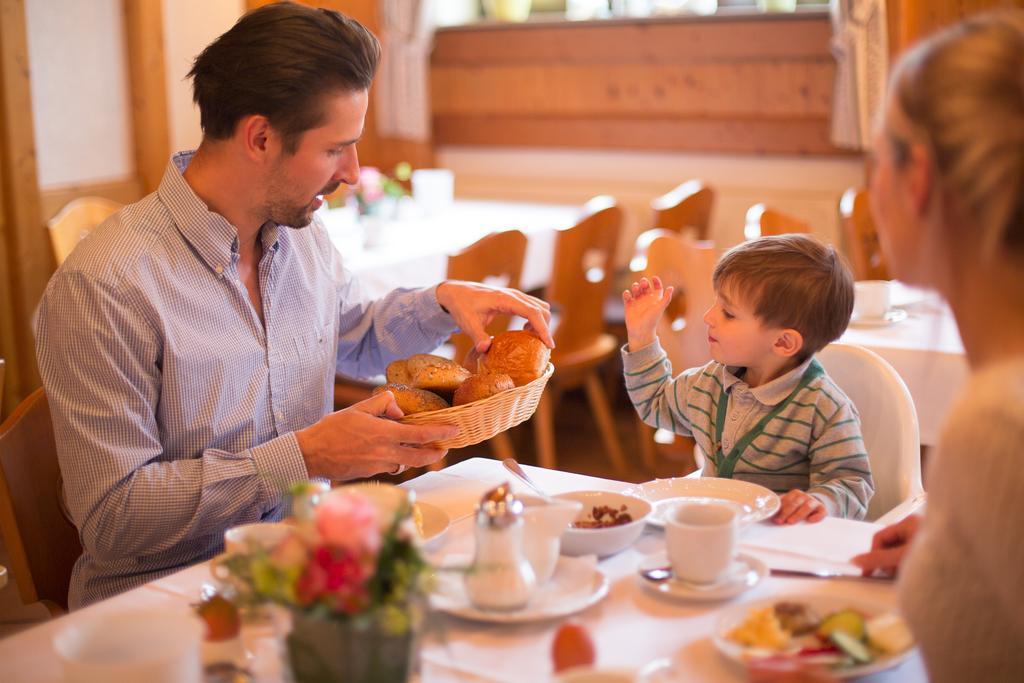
[386,359,412,385]
[372,383,449,415]
[406,353,472,393]
[479,330,550,386]
[453,373,515,406]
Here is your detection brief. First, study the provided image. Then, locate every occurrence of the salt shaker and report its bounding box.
[464,483,537,611]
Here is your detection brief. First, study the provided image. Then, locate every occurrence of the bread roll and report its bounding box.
[406,353,471,393]
[480,330,550,386]
[372,383,449,415]
[461,345,484,373]
[386,359,412,385]
[453,373,515,406]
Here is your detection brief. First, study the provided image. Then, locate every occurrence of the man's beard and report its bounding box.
[265,180,341,228]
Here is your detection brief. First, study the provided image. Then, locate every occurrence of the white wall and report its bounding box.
[26,0,134,189]
[438,146,865,260]
[163,0,244,152]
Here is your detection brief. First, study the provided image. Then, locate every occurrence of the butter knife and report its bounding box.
[769,568,893,582]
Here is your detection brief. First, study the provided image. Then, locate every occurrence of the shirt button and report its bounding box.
[276,411,284,420]
[215,265,224,277]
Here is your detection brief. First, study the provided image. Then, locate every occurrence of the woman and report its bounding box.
[756,10,1024,682]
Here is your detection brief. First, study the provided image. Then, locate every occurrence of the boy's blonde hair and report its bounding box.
[712,234,854,360]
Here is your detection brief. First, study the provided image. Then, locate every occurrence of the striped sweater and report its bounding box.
[623,340,874,519]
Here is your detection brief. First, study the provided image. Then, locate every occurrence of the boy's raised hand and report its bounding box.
[623,276,675,352]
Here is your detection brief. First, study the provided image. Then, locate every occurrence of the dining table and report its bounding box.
[319,199,583,300]
[839,283,968,447]
[0,457,927,683]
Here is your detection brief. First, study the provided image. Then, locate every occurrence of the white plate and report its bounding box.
[625,478,780,528]
[713,594,917,679]
[430,555,609,623]
[849,308,908,327]
[414,501,449,548]
[636,552,766,602]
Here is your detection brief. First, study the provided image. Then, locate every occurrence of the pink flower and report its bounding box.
[295,545,372,611]
[315,492,381,556]
[357,167,384,202]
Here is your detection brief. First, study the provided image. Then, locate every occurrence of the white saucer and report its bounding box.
[849,308,908,327]
[624,478,780,528]
[430,555,609,623]
[636,552,766,601]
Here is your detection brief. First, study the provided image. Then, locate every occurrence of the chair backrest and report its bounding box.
[47,196,122,265]
[744,203,812,240]
[650,180,715,240]
[817,343,923,521]
[446,230,528,364]
[546,196,624,355]
[839,188,890,280]
[641,231,717,372]
[0,388,82,614]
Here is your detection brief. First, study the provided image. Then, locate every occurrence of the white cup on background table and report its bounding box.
[665,501,739,584]
[53,608,203,683]
[223,521,294,554]
[411,168,455,215]
[853,280,893,320]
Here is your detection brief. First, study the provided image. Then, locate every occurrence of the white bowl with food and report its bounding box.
[557,490,652,558]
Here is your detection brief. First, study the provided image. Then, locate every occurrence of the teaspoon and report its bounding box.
[501,458,553,502]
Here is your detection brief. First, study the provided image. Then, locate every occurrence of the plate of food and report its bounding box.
[713,595,916,678]
[624,478,780,528]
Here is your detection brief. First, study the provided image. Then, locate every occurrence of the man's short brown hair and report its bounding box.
[712,235,854,360]
[188,2,380,153]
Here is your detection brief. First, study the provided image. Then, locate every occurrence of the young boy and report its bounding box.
[622,235,873,522]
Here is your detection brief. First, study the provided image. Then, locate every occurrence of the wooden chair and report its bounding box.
[0,357,5,421]
[839,188,889,280]
[651,180,715,240]
[744,203,812,240]
[443,230,529,462]
[0,388,82,615]
[47,196,122,265]
[535,196,627,474]
[634,232,718,470]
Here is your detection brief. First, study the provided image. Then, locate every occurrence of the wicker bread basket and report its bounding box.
[399,363,554,449]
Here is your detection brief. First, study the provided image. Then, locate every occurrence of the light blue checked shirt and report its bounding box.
[35,151,456,607]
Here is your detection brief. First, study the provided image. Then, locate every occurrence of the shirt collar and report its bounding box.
[721,356,815,407]
[158,151,282,275]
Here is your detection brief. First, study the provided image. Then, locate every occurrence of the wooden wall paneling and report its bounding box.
[122,0,170,194]
[431,12,846,157]
[0,0,51,413]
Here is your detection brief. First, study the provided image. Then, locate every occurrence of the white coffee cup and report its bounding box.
[411,168,455,215]
[853,280,892,320]
[54,608,203,683]
[665,501,739,584]
[223,521,294,554]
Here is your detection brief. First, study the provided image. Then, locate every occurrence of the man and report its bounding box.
[35,2,553,608]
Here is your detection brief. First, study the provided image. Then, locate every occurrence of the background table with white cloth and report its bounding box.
[319,200,582,300]
[840,283,969,446]
[0,458,927,683]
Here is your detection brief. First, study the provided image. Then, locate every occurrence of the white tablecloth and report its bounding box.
[840,283,968,446]
[0,458,927,683]
[321,200,582,300]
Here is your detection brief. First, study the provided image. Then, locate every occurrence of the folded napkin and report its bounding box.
[740,517,882,573]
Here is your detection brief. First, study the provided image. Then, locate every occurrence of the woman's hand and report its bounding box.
[850,514,922,577]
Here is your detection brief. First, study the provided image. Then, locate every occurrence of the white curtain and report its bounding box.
[375,0,435,142]
[830,0,889,150]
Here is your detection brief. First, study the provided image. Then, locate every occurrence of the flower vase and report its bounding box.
[286,611,414,683]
